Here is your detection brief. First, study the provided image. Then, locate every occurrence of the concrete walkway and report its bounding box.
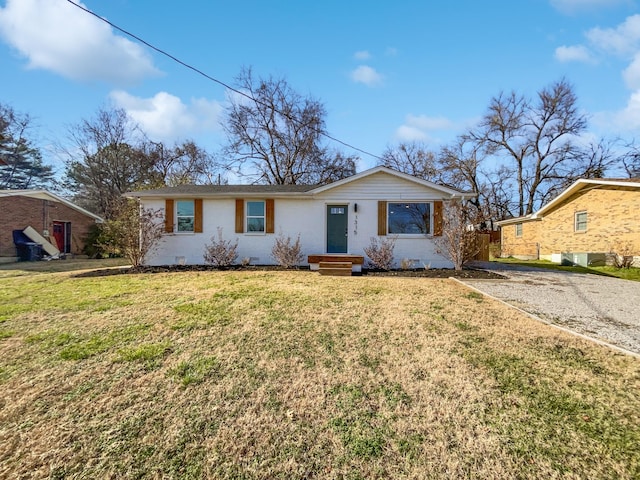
[460,262,640,355]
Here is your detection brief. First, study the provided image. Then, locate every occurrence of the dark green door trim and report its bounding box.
[326,204,348,253]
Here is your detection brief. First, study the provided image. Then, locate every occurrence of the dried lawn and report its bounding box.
[0,265,638,479]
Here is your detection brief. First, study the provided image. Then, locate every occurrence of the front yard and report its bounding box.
[0,261,638,479]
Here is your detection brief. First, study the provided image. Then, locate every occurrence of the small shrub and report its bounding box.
[400,258,414,270]
[434,200,480,271]
[203,228,238,267]
[364,236,396,270]
[97,200,165,267]
[610,241,635,269]
[271,232,304,268]
[489,242,502,259]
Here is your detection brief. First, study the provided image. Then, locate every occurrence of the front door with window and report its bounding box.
[52,221,71,253]
[326,205,348,253]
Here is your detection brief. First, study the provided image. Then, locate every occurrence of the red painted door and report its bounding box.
[52,222,65,251]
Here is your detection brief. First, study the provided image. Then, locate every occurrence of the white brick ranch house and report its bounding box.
[128,166,475,269]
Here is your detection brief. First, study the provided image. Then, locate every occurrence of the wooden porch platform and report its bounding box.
[308,254,364,276]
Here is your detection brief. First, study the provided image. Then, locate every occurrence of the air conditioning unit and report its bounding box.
[560,252,606,267]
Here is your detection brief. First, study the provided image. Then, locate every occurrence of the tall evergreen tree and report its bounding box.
[0,103,54,190]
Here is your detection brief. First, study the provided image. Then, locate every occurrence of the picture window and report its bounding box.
[388,202,431,235]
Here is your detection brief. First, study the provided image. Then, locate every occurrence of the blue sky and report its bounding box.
[1,0,639,175]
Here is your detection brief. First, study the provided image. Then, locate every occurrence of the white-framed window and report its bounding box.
[515,223,523,237]
[388,202,431,235]
[575,211,587,232]
[246,201,265,232]
[176,200,195,232]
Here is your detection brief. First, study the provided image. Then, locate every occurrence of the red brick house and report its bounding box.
[0,190,103,260]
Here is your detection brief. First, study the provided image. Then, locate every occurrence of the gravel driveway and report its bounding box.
[461,262,640,355]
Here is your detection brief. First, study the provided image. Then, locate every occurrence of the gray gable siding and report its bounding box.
[313,171,448,200]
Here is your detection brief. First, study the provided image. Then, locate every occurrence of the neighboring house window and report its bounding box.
[246,201,265,232]
[515,223,523,237]
[575,211,587,232]
[176,200,195,232]
[388,202,431,234]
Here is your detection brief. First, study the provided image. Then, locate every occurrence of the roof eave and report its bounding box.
[495,214,538,226]
[0,189,104,222]
[127,191,313,199]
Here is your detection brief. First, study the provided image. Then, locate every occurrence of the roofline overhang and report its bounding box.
[534,178,640,218]
[126,166,477,200]
[0,189,104,222]
[126,191,314,199]
[495,214,539,226]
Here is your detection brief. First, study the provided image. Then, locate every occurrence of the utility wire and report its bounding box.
[64,0,384,161]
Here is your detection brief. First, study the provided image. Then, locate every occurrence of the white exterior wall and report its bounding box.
[312,172,451,268]
[141,171,453,268]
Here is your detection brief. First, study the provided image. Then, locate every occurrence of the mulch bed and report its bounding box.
[75,265,505,279]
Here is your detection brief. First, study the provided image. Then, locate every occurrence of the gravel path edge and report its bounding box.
[450,277,640,359]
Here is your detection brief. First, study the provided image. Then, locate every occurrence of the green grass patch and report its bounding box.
[168,356,221,387]
[496,258,640,281]
[26,323,152,361]
[463,291,484,302]
[116,341,172,368]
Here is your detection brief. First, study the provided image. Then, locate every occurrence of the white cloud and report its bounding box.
[395,125,428,142]
[623,52,640,88]
[385,47,398,56]
[350,65,383,86]
[586,14,640,56]
[395,114,455,142]
[110,91,224,141]
[353,50,371,60]
[555,44,596,63]
[406,114,454,131]
[551,0,631,14]
[613,89,640,129]
[0,0,159,85]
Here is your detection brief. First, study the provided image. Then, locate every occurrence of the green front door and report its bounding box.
[327,205,348,253]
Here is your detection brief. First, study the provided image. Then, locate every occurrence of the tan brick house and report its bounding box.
[0,190,103,260]
[497,179,640,264]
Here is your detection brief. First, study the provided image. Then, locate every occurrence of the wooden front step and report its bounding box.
[318,261,352,276]
[308,255,364,274]
[308,255,364,265]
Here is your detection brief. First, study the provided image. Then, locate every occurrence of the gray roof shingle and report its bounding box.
[127,184,318,197]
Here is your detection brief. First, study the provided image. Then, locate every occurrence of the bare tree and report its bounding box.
[379,138,512,224]
[64,107,153,219]
[64,108,221,218]
[380,141,438,180]
[434,200,480,271]
[621,141,640,178]
[97,199,165,267]
[537,137,619,206]
[143,139,222,187]
[471,79,588,216]
[224,67,356,185]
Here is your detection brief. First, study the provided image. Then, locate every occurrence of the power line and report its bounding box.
[64,0,384,161]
